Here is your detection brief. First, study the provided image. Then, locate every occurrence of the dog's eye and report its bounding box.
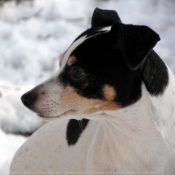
[69,67,85,79]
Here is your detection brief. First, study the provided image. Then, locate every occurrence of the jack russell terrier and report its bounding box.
[10,8,175,175]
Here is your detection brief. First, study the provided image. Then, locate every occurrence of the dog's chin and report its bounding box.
[37,109,77,121]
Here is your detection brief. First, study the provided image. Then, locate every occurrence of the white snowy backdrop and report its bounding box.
[0,0,175,174]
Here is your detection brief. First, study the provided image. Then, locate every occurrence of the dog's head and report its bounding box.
[21,8,160,120]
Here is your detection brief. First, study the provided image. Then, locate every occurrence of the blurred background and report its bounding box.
[0,0,175,174]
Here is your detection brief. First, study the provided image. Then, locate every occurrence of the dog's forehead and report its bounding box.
[59,26,111,71]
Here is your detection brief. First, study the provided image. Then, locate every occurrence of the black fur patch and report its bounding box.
[59,31,143,107]
[143,50,169,95]
[66,119,89,146]
[59,19,162,107]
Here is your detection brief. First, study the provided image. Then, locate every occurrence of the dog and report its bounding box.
[10,8,175,175]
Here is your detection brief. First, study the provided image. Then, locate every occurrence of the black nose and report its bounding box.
[21,91,37,108]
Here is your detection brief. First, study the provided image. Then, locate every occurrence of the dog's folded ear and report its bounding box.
[91,8,121,27]
[111,23,160,70]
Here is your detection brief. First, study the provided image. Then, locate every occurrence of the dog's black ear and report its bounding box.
[111,23,160,70]
[91,8,121,27]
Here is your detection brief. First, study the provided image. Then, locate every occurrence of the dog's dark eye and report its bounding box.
[69,67,85,79]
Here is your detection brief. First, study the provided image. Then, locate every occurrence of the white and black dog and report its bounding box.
[10,8,175,175]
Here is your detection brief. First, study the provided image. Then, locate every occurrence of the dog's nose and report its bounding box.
[21,91,37,108]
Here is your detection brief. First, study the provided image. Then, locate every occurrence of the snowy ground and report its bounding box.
[0,0,175,174]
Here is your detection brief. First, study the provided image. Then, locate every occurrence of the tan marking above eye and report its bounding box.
[68,56,76,66]
[103,85,116,101]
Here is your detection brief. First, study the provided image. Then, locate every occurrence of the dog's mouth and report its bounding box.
[38,109,76,119]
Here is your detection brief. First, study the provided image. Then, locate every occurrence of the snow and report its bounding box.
[0,0,175,174]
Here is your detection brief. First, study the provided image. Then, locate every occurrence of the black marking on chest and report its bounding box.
[66,119,89,146]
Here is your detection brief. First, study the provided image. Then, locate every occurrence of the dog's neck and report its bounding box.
[102,84,157,133]
[86,85,171,173]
